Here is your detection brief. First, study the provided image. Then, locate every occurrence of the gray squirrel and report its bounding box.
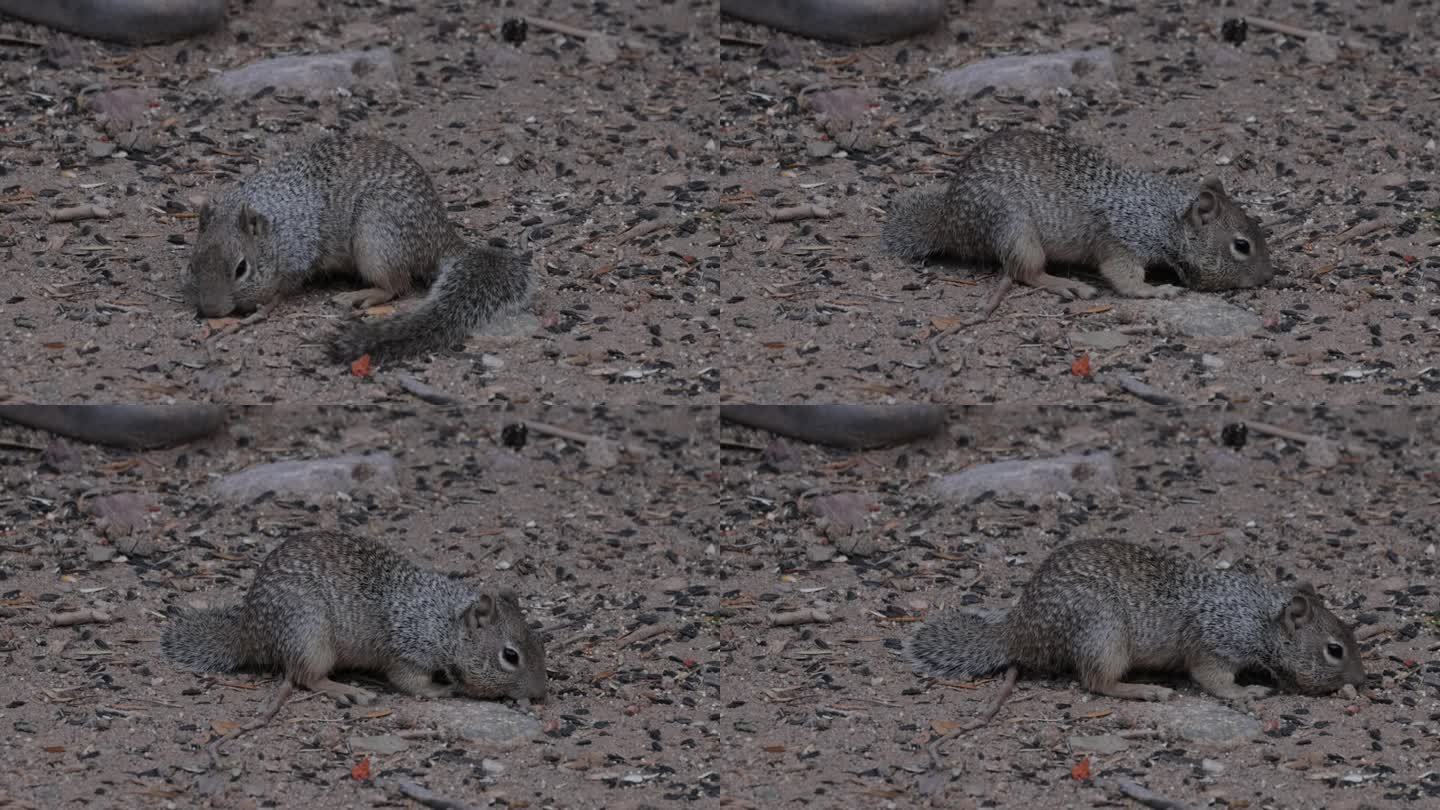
[907,539,1365,703]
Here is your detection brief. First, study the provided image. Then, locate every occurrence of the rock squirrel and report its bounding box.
[906,539,1364,703]
[184,134,533,364]
[163,531,548,705]
[883,129,1274,323]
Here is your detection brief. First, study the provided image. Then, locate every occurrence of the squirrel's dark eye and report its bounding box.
[1325,642,1344,659]
[234,259,249,281]
[502,646,520,667]
[1232,237,1251,256]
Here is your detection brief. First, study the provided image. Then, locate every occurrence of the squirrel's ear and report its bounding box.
[1186,187,1221,227]
[1280,593,1314,632]
[1295,581,1318,597]
[462,594,496,630]
[238,203,271,237]
[1200,175,1227,195]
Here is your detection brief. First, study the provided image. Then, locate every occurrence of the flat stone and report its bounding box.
[210,453,398,504]
[421,700,541,744]
[211,49,399,99]
[87,87,156,127]
[350,734,410,755]
[85,493,158,537]
[1068,734,1130,755]
[1145,297,1262,339]
[808,492,877,536]
[1071,329,1131,350]
[720,0,946,45]
[933,48,1116,99]
[1148,699,1260,747]
[930,452,1117,502]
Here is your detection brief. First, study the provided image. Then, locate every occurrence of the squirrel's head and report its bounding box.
[451,589,549,704]
[1270,582,1366,695]
[185,198,276,318]
[1176,177,1275,291]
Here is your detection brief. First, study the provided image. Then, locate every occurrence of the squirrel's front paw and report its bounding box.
[1239,685,1272,700]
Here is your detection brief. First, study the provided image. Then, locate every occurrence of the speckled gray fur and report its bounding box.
[163,531,547,704]
[906,539,1364,703]
[883,130,1274,299]
[184,134,532,364]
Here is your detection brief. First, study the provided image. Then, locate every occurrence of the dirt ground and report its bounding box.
[1,0,1439,809]
[719,402,1439,809]
[717,0,1440,404]
[0,0,718,404]
[1,403,723,808]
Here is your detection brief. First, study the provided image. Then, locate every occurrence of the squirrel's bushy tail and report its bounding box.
[162,604,251,672]
[325,244,533,364]
[881,188,950,259]
[905,607,1012,679]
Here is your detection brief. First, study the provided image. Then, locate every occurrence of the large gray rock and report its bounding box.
[721,0,946,45]
[210,453,398,503]
[930,452,1117,502]
[421,701,541,744]
[1145,699,1260,748]
[1145,297,1262,339]
[211,49,399,99]
[933,49,1117,99]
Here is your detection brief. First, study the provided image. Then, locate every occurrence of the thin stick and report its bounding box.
[618,217,673,243]
[49,609,113,627]
[1108,779,1195,810]
[396,374,459,406]
[206,680,295,767]
[1244,420,1327,445]
[49,205,112,223]
[769,204,832,223]
[525,16,602,40]
[769,608,834,627]
[1336,217,1396,244]
[955,665,1019,733]
[524,419,608,446]
[394,781,479,810]
[1245,17,1324,40]
[619,622,676,647]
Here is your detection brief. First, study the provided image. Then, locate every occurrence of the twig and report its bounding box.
[49,609,113,627]
[525,16,602,40]
[1244,16,1324,40]
[395,374,458,406]
[524,419,608,446]
[618,622,676,647]
[618,217,673,243]
[769,608,834,627]
[1244,420,1326,445]
[207,680,295,768]
[1099,373,1184,407]
[0,439,45,452]
[392,781,479,810]
[769,204,832,223]
[49,205,112,223]
[1105,779,1195,810]
[955,665,1019,733]
[0,35,44,47]
[1336,217,1397,244]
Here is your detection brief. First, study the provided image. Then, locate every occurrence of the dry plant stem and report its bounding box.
[524,16,602,40]
[49,609,112,627]
[49,204,111,222]
[1337,217,1396,243]
[207,680,295,766]
[524,420,607,446]
[1245,420,1327,445]
[1108,779,1195,810]
[955,665,1019,734]
[394,781,479,810]
[396,373,458,406]
[769,608,833,627]
[1244,16,1324,39]
[769,204,832,223]
[620,622,676,647]
[619,217,672,243]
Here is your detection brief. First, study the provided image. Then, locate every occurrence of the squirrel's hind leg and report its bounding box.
[336,209,439,309]
[1074,636,1175,702]
[386,661,452,699]
[1002,222,1098,301]
[1188,656,1271,703]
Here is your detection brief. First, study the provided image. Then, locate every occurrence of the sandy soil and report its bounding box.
[720,402,1438,809]
[717,0,1439,404]
[1,403,722,808]
[0,0,718,404]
